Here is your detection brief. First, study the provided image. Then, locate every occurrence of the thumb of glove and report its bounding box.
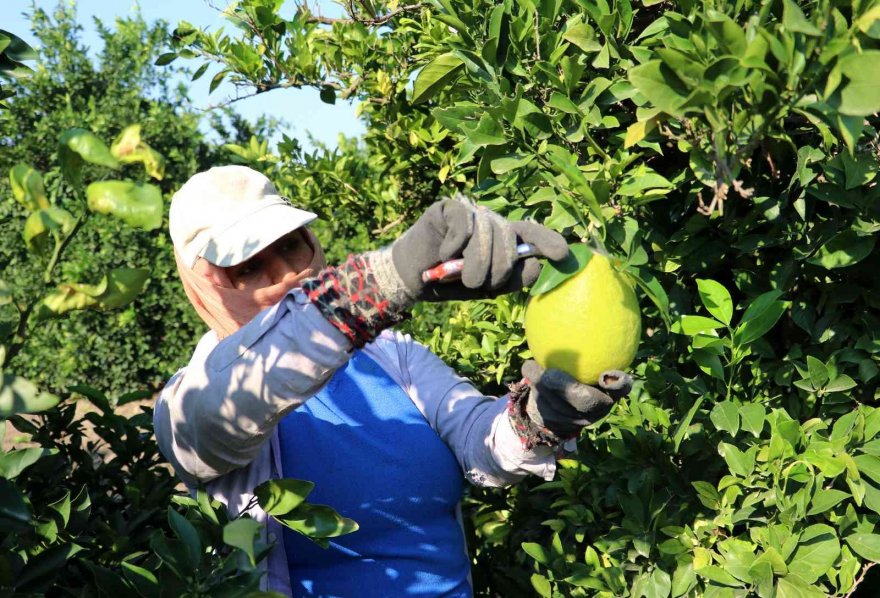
[596,370,633,400]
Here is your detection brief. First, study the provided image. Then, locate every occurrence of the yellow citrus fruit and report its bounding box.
[525,252,641,384]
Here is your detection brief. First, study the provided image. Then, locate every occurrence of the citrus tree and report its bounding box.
[0,7,359,595]
[163,0,880,595]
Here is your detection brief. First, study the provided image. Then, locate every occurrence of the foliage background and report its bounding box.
[3,0,880,595]
[0,6,281,395]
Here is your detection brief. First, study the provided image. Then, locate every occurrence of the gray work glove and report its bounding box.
[387,195,569,302]
[508,360,633,448]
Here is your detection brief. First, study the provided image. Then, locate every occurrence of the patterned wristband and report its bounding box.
[507,379,566,450]
[302,252,412,348]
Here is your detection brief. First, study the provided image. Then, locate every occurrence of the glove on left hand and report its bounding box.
[508,360,633,448]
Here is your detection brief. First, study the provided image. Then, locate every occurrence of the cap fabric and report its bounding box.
[169,165,317,267]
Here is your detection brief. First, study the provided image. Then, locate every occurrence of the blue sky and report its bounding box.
[6,0,366,152]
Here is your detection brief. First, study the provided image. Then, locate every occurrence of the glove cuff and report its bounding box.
[367,246,418,309]
[507,379,568,450]
[301,250,412,348]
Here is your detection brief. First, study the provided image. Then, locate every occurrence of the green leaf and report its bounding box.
[826,375,857,393]
[522,541,551,565]
[412,53,464,104]
[854,454,880,484]
[49,491,71,527]
[275,503,358,540]
[15,543,83,590]
[154,52,178,66]
[782,0,821,35]
[740,403,766,437]
[673,315,725,336]
[543,145,604,223]
[223,517,261,565]
[710,401,740,436]
[35,268,150,320]
[776,574,827,597]
[254,478,315,516]
[787,524,840,583]
[0,372,60,417]
[845,533,880,562]
[616,169,673,197]
[562,22,602,53]
[110,124,166,180]
[696,564,743,587]
[196,488,220,525]
[627,266,670,326]
[807,229,876,269]
[0,30,37,62]
[9,163,49,210]
[671,562,696,597]
[209,69,227,93]
[674,396,705,452]
[490,154,535,175]
[531,573,552,598]
[22,207,76,255]
[0,447,55,479]
[696,279,733,325]
[838,51,880,116]
[719,442,756,477]
[623,118,658,149]
[0,478,32,525]
[807,488,849,515]
[121,561,159,596]
[548,92,580,114]
[86,180,163,230]
[693,349,724,380]
[705,11,747,56]
[646,568,672,598]
[461,114,507,147]
[84,563,129,595]
[319,86,336,105]
[0,279,11,307]
[529,243,593,296]
[692,480,721,509]
[735,290,786,345]
[806,356,829,390]
[628,61,690,117]
[58,128,120,184]
[149,533,195,578]
[168,508,202,566]
[190,62,209,81]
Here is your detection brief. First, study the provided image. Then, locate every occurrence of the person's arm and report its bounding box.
[366,331,558,487]
[155,197,569,484]
[153,290,353,484]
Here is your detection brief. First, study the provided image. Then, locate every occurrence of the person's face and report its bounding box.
[208,229,314,292]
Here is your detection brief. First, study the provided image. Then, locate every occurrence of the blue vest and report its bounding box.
[278,350,471,597]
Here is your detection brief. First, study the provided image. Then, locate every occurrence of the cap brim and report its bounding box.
[199,202,318,267]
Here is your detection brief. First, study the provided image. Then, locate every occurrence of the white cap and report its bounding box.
[169,165,318,267]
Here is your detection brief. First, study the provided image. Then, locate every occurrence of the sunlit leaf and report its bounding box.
[86,180,163,230]
[412,53,464,104]
[9,163,49,210]
[58,128,119,184]
[255,478,315,516]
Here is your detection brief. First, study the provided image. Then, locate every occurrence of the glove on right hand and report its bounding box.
[389,196,569,303]
[515,360,633,443]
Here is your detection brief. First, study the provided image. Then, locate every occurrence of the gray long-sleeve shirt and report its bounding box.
[153,288,558,592]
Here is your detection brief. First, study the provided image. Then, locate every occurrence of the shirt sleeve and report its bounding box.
[153,289,353,484]
[365,330,557,488]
